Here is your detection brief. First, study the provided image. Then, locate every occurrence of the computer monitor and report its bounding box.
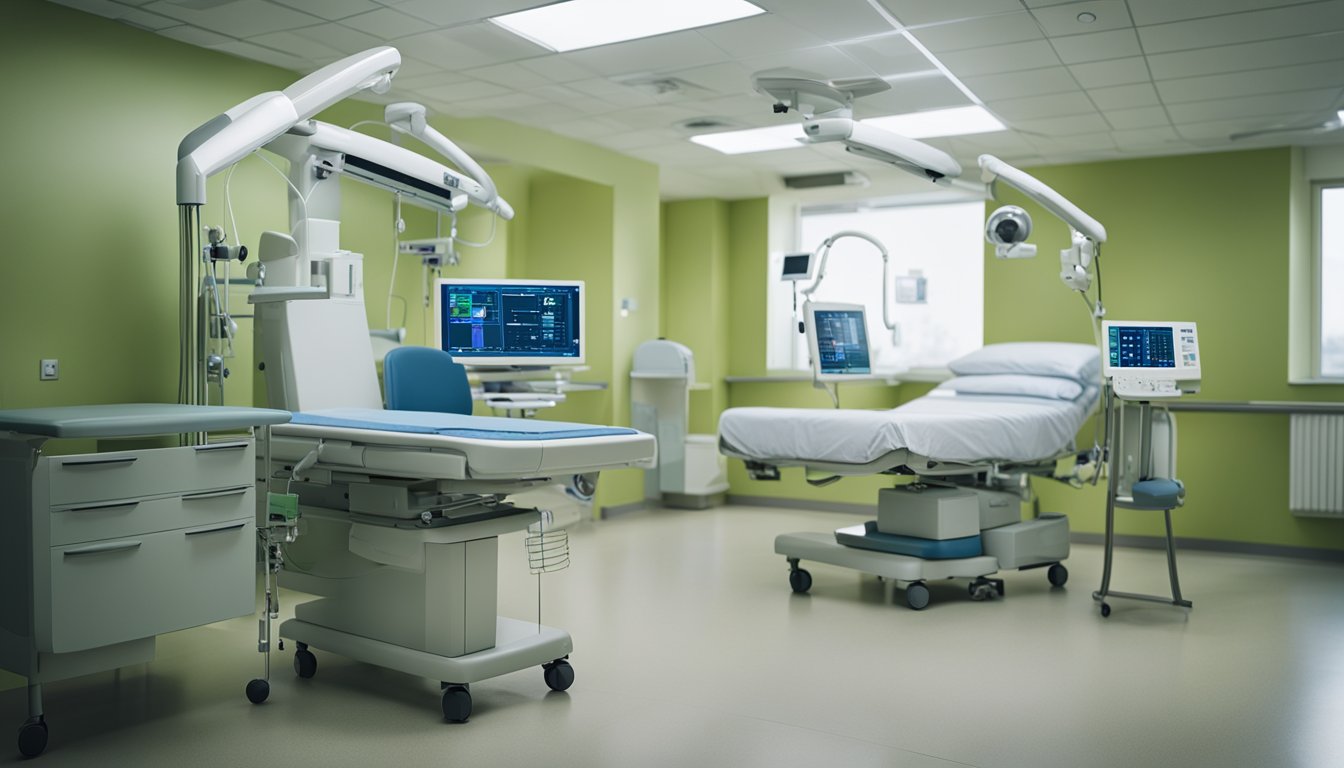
[780,252,816,282]
[804,301,872,381]
[433,278,585,367]
[1101,320,1200,381]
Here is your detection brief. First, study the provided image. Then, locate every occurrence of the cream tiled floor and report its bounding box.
[3,504,1342,767]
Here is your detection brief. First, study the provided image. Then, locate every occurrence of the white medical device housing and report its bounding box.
[433,278,586,368]
[804,302,873,382]
[1102,320,1201,400]
[630,340,729,508]
[780,252,817,282]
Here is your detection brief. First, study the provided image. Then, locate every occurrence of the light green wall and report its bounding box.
[985,149,1344,552]
[686,148,1343,552]
[661,199,731,434]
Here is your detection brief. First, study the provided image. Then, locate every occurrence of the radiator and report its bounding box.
[1290,414,1344,517]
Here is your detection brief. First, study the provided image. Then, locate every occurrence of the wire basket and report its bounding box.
[525,527,570,574]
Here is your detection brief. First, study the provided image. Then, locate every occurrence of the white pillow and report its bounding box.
[948,342,1100,383]
[937,374,1084,401]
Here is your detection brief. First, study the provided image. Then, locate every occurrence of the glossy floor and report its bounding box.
[3,504,1342,767]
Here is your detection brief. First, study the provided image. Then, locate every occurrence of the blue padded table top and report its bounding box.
[289,408,639,441]
[835,521,983,560]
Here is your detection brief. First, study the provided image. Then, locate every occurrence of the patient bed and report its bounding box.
[718,342,1101,609]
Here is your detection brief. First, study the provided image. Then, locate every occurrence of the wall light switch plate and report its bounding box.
[40,359,58,381]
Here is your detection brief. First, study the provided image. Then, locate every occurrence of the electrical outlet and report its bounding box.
[40,359,58,381]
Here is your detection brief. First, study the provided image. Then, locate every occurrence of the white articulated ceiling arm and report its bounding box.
[801,230,898,333]
[385,102,514,220]
[979,154,1108,315]
[978,154,1106,243]
[176,47,401,205]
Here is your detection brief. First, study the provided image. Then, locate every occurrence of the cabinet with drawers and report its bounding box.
[0,404,289,758]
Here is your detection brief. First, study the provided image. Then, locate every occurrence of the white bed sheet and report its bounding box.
[718,388,1098,466]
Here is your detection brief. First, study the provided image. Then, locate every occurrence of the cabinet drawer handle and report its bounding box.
[60,456,138,468]
[66,501,140,514]
[193,442,249,453]
[182,487,250,501]
[185,522,246,537]
[64,540,141,557]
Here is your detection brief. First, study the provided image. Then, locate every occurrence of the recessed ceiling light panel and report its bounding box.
[862,106,1005,139]
[689,124,805,155]
[490,0,765,52]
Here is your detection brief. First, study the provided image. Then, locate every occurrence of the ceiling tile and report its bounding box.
[250,30,346,61]
[878,0,1024,27]
[1127,0,1314,27]
[288,23,385,55]
[47,0,130,15]
[741,45,877,80]
[696,14,827,59]
[564,31,730,77]
[397,24,545,70]
[939,40,1061,77]
[567,78,660,108]
[455,91,550,112]
[1145,31,1344,80]
[1137,2,1344,55]
[1024,131,1116,153]
[1110,125,1182,149]
[945,131,1035,155]
[394,0,538,27]
[210,40,311,71]
[602,129,689,151]
[143,0,321,37]
[415,80,510,103]
[120,8,179,30]
[835,34,931,78]
[665,62,756,96]
[1102,105,1169,129]
[463,62,549,90]
[962,66,1079,100]
[1173,114,1316,141]
[1067,57,1150,88]
[1049,28,1141,64]
[1009,112,1109,135]
[1164,88,1340,124]
[989,91,1095,121]
[858,75,971,113]
[387,68,467,91]
[753,0,899,41]
[1030,0,1132,36]
[518,56,601,84]
[1156,60,1344,104]
[911,12,1044,53]
[271,0,380,21]
[338,7,427,39]
[157,25,234,47]
[1086,82,1159,110]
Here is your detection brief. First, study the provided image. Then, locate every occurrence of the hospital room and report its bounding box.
[2,0,1344,765]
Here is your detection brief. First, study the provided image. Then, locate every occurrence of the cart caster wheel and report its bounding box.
[906,582,930,610]
[17,718,47,758]
[968,581,992,601]
[246,678,270,704]
[1100,602,1111,618]
[788,568,812,594]
[1048,564,1068,587]
[442,685,472,722]
[294,649,317,679]
[543,659,575,692]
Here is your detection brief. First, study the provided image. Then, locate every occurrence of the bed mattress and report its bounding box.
[718,388,1098,467]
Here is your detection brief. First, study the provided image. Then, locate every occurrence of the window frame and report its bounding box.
[1312,178,1344,381]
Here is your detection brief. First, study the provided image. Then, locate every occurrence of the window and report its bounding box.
[767,200,984,372]
[1317,182,1344,378]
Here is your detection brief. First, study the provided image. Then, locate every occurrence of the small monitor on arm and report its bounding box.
[805,302,872,381]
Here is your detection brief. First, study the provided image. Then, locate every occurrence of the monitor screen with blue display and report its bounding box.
[1108,325,1175,368]
[434,279,584,367]
[809,305,871,378]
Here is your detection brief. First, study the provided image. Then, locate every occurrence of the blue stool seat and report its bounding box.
[1129,478,1184,510]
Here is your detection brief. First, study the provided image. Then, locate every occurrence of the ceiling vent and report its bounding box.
[616,75,706,98]
[783,171,870,189]
[677,117,736,132]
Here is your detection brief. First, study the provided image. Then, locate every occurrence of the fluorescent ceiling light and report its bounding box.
[689,124,805,155]
[862,106,1005,139]
[689,106,1004,155]
[1338,109,1344,124]
[490,0,765,52]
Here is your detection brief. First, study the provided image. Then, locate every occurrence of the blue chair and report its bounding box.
[383,346,473,415]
